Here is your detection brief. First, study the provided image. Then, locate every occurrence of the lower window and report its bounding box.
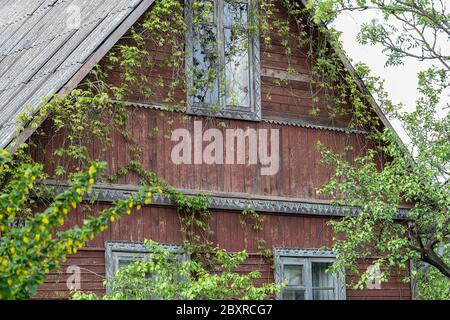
[104,241,188,294]
[274,248,346,300]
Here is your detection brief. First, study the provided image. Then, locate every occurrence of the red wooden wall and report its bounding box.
[31,108,369,202]
[35,204,412,300]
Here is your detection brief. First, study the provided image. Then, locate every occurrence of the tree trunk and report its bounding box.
[420,246,450,279]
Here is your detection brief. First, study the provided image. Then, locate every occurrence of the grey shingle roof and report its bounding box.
[0,0,149,149]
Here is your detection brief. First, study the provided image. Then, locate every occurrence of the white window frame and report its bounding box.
[185,0,262,121]
[274,248,346,300]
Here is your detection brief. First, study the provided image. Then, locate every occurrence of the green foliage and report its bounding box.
[415,243,450,300]
[317,108,449,295]
[72,240,282,300]
[0,151,159,299]
[316,0,449,69]
[240,206,264,232]
[310,0,450,299]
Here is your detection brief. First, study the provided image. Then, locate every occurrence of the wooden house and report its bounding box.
[0,0,412,299]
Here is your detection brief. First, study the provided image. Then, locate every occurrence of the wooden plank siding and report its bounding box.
[34,204,411,300]
[27,0,411,300]
[31,108,368,201]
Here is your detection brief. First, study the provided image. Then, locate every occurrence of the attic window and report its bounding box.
[185,0,261,121]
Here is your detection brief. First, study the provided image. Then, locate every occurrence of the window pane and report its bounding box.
[117,256,157,281]
[192,24,220,104]
[312,262,334,287]
[313,289,335,300]
[224,1,250,108]
[118,259,134,269]
[282,289,305,300]
[224,1,248,28]
[116,256,145,274]
[224,29,250,107]
[283,264,304,286]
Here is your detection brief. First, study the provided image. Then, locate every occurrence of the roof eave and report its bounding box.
[6,0,156,154]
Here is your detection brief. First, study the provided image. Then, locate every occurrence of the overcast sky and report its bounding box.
[332,10,449,141]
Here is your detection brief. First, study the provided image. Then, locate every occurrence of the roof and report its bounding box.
[0,0,154,150]
[0,0,396,152]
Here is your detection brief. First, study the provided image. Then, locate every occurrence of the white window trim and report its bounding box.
[274,248,346,300]
[185,0,262,121]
